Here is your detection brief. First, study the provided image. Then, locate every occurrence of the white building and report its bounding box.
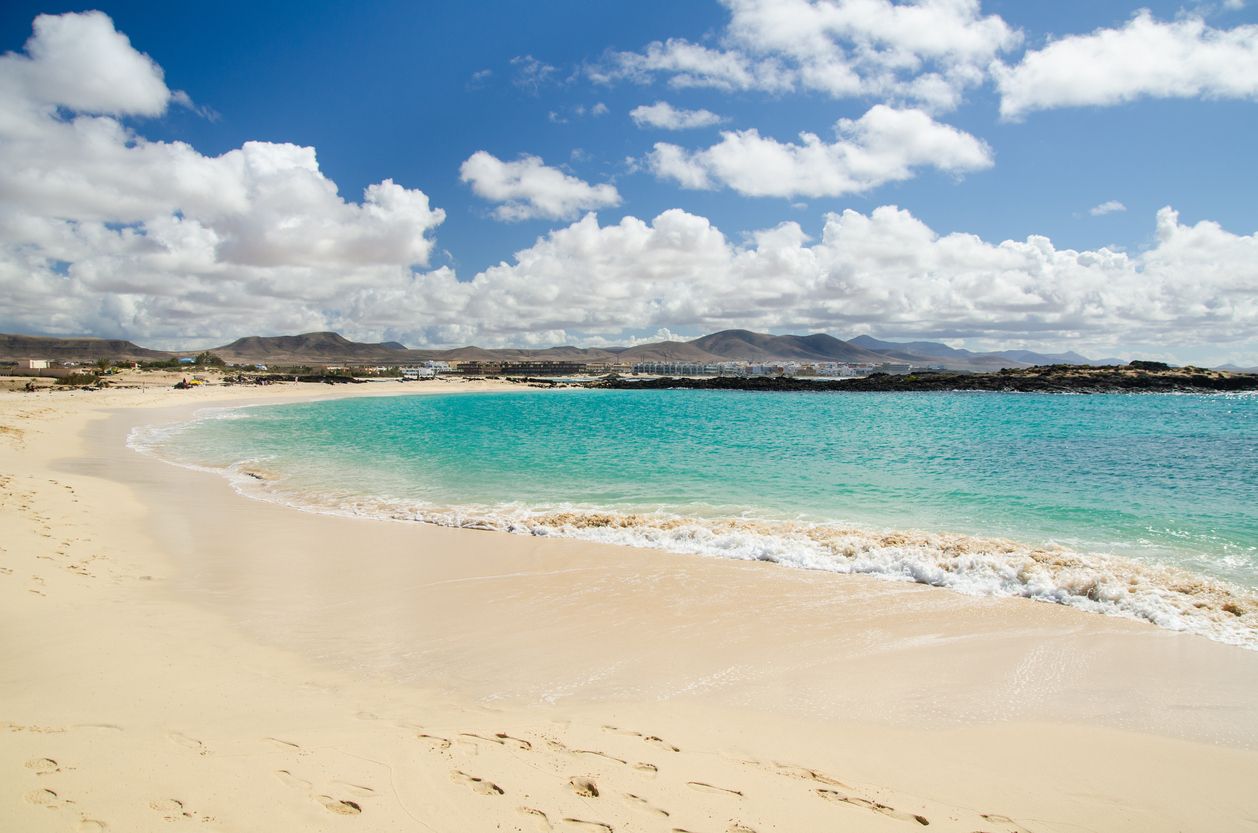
[18,358,50,370]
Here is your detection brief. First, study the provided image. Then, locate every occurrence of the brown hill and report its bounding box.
[618,330,888,364]
[2,328,1127,371]
[0,333,171,362]
[212,332,409,364]
[700,330,891,363]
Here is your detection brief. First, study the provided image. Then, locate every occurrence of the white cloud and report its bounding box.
[0,11,173,117]
[592,38,795,93]
[630,101,725,130]
[459,151,621,222]
[594,0,1020,111]
[1090,200,1127,216]
[995,11,1258,119]
[379,204,1257,354]
[648,105,992,198]
[0,12,444,342]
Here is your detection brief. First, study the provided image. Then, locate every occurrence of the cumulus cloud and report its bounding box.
[630,101,725,129]
[379,204,1257,354]
[647,105,992,197]
[995,11,1258,119]
[0,11,444,342]
[593,0,1021,111]
[459,151,621,221]
[0,10,173,117]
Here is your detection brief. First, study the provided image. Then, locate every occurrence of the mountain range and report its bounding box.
[0,329,1160,372]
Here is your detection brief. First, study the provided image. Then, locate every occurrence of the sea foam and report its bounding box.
[128,415,1258,651]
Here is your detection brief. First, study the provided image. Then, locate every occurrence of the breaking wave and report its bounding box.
[129,415,1258,651]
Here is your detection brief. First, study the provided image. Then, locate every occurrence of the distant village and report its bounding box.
[437,358,916,378]
[5,355,920,382]
[280,357,917,379]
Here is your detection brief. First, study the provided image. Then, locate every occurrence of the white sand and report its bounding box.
[3,377,1258,833]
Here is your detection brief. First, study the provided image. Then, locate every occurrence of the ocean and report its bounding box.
[131,388,1258,647]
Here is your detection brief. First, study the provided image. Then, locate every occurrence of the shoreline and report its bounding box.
[136,384,1258,652]
[4,381,1258,831]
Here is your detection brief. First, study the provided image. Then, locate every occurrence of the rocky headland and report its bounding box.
[589,363,1258,394]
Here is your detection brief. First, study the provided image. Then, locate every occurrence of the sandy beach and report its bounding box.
[3,377,1258,833]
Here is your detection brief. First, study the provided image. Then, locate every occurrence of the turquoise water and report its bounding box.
[135,389,1258,646]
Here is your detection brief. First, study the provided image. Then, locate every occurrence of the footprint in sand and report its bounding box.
[494,732,533,750]
[561,819,613,832]
[25,787,58,806]
[149,798,197,821]
[317,795,363,815]
[166,731,208,756]
[763,761,851,789]
[644,735,679,752]
[25,787,72,809]
[687,781,743,797]
[631,762,658,776]
[816,789,929,825]
[727,824,757,833]
[601,725,641,737]
[569,777,599,798]
[451,769,504,796]
[275,770,365,815]
[980,813,1035,832]
[460,731,533,751]
[25,757,61,774]
[518,806,553,831]
[78,819,108,831]
[417,732,452,750]
[622,793,669,817]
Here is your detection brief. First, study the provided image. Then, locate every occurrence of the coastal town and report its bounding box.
[2,356,914,389]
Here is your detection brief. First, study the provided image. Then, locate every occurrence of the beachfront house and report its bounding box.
[17,358,50,370]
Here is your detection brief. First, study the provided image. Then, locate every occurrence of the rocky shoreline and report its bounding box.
[587,363,1258,394]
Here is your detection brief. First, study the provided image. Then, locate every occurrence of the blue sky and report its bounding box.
[0,1,1256,364]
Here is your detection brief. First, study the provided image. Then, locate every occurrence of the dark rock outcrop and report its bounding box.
[588,365,1258,394]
